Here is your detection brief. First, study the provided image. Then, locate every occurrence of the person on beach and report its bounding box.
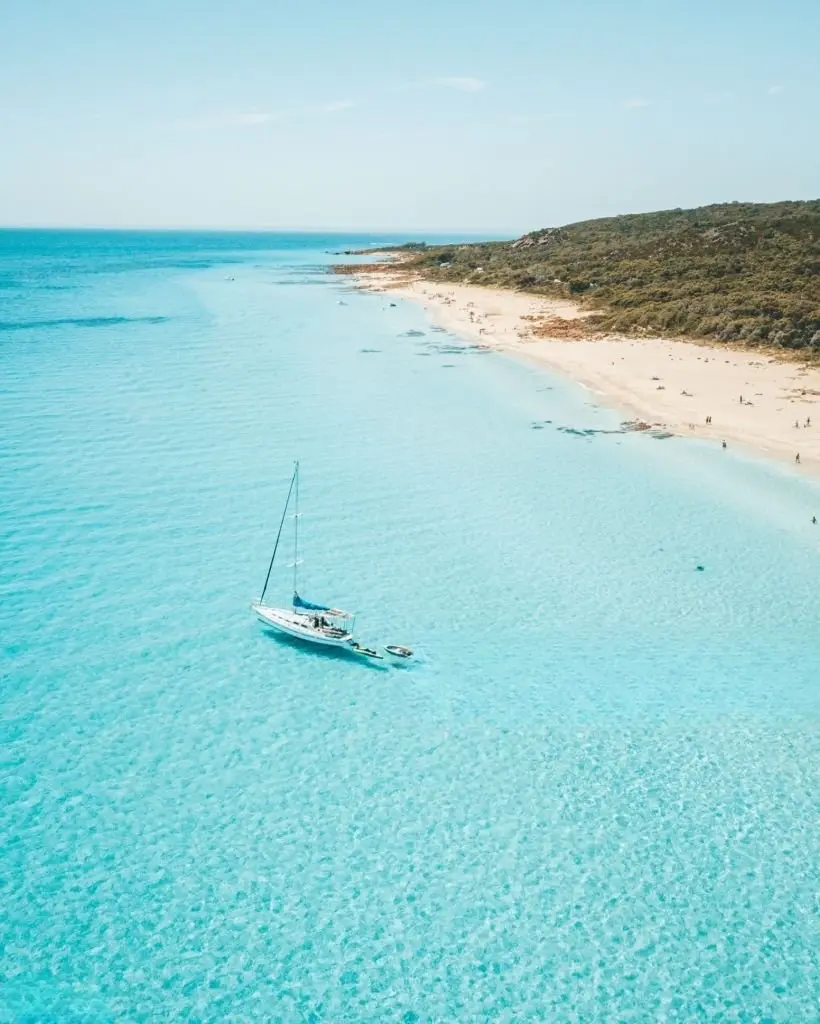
[795,453,800,464]
[722,440,727,449]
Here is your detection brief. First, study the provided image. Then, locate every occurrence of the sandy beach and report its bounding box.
[356,270,820,476]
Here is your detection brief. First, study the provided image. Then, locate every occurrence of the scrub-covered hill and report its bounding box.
[391,201,820,353]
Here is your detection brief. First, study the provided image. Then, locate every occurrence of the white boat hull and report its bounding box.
[252,602,353,648]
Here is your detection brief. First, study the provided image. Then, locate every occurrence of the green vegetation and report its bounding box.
[401,201,820,353]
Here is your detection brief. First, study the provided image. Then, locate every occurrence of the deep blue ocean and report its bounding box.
[1,230,819,1021]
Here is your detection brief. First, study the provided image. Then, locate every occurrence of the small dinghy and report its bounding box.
[384,645,413,660]
[349,641,383,660]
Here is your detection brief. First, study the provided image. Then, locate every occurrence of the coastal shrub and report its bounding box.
[394,200,820,355]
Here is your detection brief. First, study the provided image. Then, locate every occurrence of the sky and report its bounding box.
[0,0,818,233]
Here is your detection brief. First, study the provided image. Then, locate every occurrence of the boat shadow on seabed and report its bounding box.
[258,626,391,670]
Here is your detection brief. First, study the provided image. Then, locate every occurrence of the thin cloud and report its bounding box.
[319,100,355,113]
[703,90,735,106]
[179,110,286,129]
[768,84,786,95]
[179,100,354,130]
[233,112,278,126]
[622,98,650,109]
[394,76,487,95]
[434,76,486,93]
[509,112,574,124]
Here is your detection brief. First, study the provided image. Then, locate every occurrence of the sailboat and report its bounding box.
[251,462,355,648]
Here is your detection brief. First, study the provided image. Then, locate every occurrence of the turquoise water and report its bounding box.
[2,231,819,1021]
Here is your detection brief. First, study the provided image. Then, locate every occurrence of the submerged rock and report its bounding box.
[557,425,624,438]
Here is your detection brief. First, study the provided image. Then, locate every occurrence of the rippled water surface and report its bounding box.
[2,231,819,1021]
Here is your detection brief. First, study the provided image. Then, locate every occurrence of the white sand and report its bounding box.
[358,272,820,476]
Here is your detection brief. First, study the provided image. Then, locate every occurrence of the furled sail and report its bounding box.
[293,592,352,618]
[293,592,331,612]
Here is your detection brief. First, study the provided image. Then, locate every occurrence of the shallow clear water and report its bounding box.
[1,230,819,1021]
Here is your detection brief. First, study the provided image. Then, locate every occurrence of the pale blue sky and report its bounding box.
[1,0,817,232]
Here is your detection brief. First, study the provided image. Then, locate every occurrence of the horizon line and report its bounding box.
[2,196,817,237]
[0,224,515,237]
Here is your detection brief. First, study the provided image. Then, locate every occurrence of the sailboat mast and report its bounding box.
[258,461,298,604]
[293,460,300,596]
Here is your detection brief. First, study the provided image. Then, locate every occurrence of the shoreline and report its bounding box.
[351,268,820,479]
